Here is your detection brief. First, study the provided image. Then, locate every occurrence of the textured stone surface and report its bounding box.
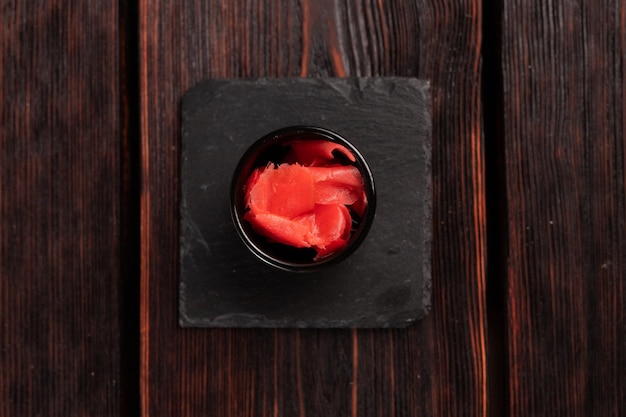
[180,77,431,328]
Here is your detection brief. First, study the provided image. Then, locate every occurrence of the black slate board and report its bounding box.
[180,78,431,328]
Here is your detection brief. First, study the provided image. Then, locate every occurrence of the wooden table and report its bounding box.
[1,1,624,416]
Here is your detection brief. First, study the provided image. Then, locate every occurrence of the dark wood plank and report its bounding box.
[140,1,486,416]
[502,0,626,415]
[0,1,121,416]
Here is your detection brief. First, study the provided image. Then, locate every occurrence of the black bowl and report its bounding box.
[230,126,376,272]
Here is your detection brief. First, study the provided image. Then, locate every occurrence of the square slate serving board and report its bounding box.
[180,77,431,328]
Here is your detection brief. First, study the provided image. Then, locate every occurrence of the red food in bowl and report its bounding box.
[243,140,367,260]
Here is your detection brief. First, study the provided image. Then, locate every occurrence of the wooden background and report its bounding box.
[0,0,624,416]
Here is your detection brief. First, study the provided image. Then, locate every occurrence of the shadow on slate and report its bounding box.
[180,78,431,328]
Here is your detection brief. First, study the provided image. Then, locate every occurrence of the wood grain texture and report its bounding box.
[140,0,486,416]
[502,0,626,415]
[0,1,121,416]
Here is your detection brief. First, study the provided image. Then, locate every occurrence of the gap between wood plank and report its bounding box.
[482,0,509,416]
[120,0,141,415]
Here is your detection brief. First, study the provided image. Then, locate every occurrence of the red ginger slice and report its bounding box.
[244,212,311,248]
[308,165,365,207]
[246,163,315,218]
[350,190,368,218]
[315,181,360,206]
[307,165,363,188]
[311,203,351,245]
